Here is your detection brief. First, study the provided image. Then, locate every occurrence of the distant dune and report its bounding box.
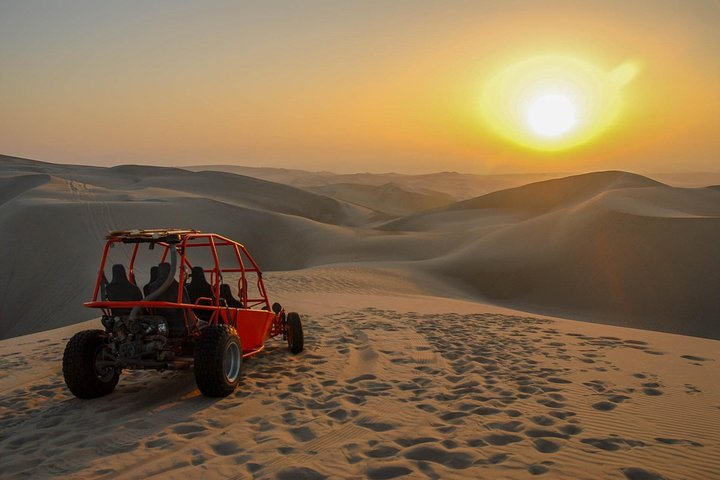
[445,170,662,214]
[183,164,564,201]
[650,172,720,188]
[308,182,456,217]
[1,155,719,340]
[387,172,720,338]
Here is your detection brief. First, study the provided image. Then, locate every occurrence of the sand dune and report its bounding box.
[184,164,564,201]
[382,171,662,230]
[375,172,720,338]
[650,172,720,188]
[2,157,718,342]
[1,157,370,226]
[308,182,456,217]
[0,267,718,479]
[0,155,373,338]
[445,171,663,215]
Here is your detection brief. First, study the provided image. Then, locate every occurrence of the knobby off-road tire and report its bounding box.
[286,312,304,354]
[63,330,119,399]
[194,324,242,397]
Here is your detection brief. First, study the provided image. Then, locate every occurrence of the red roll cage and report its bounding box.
[84,229,282,349]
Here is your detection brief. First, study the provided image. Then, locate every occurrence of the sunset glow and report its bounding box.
[0,2,718,173]
[480,55,639,152]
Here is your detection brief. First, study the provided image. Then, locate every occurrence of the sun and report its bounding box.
[526,93,577,138]
[480,54,638,151]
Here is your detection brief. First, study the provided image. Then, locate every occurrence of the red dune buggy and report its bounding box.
[62,229,303,398]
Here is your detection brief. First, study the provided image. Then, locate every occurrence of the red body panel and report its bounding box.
[221,309,275,351]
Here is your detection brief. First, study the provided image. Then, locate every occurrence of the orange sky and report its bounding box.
[0,1,718,174]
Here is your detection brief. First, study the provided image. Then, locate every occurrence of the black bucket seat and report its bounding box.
[220,284,243,309]
[105,264,142,315]
[187,266,215,320]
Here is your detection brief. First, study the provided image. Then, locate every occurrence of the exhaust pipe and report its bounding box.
[127,243,178,323]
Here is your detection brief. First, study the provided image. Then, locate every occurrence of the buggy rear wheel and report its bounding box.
[286,312,304,354]
[194,325,242,397]
[63,330,119,399]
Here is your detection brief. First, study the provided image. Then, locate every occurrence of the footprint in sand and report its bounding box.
[528,463,551,475]
[289,426,316,442]
[654,437,703,447]
[592,401,617,411]
[559,424,583,436]
[275,466,326,480]
[581,437,645,452]
[364,445,400,458]
[621,467,668,480]
[642,388,663,396]
[485,433,524,446]
[171,423,206,438]
[683,384,701,395]
[532,438,562,453]
[366,465,414,480]
[210,439,244,456]
[403,444,475,469]
[680,355,710,362]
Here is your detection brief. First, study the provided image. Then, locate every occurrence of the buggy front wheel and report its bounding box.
[194,325,242,397]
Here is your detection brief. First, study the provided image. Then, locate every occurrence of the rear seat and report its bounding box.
[187,266,215,320]
[220,284,243,309]
[105,264,142,316]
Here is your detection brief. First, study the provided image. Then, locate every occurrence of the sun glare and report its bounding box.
[526,93,577,138]
[480,55,638,151]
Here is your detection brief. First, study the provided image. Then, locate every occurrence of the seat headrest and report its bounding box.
[149,266,158,283]
[111,264,128,283]
[191,267,206,281]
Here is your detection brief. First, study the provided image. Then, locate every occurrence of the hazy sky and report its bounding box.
[1,1,718,173]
